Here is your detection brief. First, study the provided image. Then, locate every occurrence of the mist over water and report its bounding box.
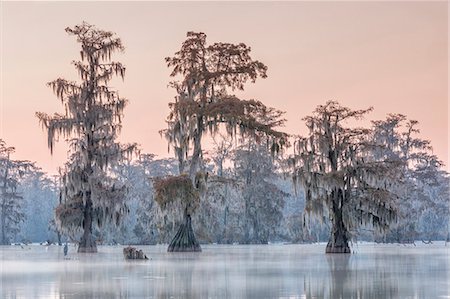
[1,243,449,298]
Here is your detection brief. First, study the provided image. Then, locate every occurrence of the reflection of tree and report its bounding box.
[57,254,128,298]
[304,254,399,299]
[153,253,201,299]
[4,245,448,298]
[327,255,351,298]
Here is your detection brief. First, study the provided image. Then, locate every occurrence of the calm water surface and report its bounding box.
[1,243,449,298]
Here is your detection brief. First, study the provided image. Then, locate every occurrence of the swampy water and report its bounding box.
[1,243,449,298]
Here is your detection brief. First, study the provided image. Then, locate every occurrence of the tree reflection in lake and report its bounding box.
[304,254,400,299]
[1,243,449,298]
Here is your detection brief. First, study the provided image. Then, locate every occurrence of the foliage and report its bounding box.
[55,194,84,232]
[153,174,200,213]
[162,31,288,182]
[36,22,136,245]
[232,140,287,243]
[372,114,449,242]
[208,134,233,177]
[19,169,59,243]
[290,101,404,249]
[0,140,32,244]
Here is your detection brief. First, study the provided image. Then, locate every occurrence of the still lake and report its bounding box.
[1,243,449,298]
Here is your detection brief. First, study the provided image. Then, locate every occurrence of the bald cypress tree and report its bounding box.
[37,22,136,253]
[0,140,31,245]
[372,114,447,242]
[157,32,288,252]
[290,101,404,253]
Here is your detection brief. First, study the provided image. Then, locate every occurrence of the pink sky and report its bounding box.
[1,1,448,174]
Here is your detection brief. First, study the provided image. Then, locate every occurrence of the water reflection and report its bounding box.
[302,247,450,299]
[303,254,400,299]
[1,244,449,298]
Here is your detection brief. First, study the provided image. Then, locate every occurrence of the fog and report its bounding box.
[1,243,449,298]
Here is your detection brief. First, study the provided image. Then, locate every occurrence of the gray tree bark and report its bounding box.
[78,198,97,253]
[326,192,350,253]
[168,209,201,252]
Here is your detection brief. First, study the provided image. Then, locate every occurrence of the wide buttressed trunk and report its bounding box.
[78,198,97,253]
[168,211,201,252]
[326,225,350,253]
[326,199,351,254]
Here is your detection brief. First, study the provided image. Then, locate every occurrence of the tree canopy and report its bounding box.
[290,101,404,252]
[0,139,32,245]
[372,113,447,242]
[36,22,136,252]
[162,31,288,180]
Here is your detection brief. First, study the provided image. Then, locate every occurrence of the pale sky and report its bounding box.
[1,1,448,174]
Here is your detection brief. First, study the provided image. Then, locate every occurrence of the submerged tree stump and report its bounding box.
[168,214,201,252]
[123,246,149,260]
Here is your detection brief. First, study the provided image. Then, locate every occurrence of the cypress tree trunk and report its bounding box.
[1,206,7,245]
[326,194,350,254]
[168,209,201,252]
[326,217,350,253]
[223,206,228,244]
[1,186,9,245]
[78,198,97,253]
[57,231,62,246]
